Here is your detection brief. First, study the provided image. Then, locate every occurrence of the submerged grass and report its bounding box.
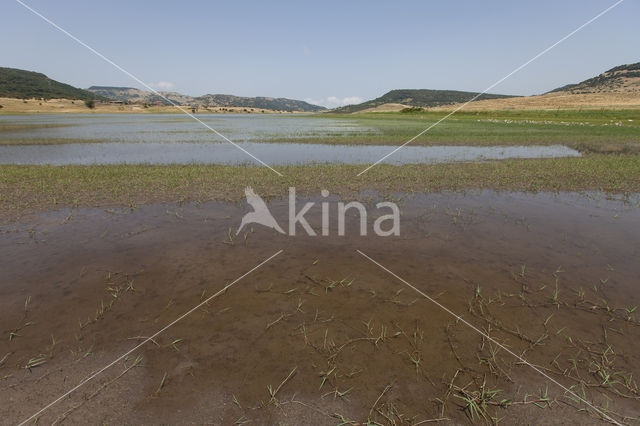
[2,188,639,423]
[0,138,100,145]
[0,123,75,133]
[1,154,639,218]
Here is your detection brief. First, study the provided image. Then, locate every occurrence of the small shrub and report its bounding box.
[84,99,95,109]
[400,107,424,113]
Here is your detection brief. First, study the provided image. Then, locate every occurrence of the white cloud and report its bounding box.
[148,81,175,91]
[305,96,364,109]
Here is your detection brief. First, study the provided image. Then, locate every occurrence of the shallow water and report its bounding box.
[0,114,581,165]
[0,114,374,142]
[1,191,638,424]
[0,141,580,165]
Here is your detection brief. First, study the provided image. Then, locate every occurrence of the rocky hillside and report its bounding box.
[549,62,640,94]
[88,86,326,112]
[0,67,105,100]
[87,86,193,105]
[195,94,325,112]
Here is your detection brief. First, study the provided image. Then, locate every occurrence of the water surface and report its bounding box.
[1,191,638,424]
[0,114,374,142]
[0,114,581,165]
[0,141,580,165]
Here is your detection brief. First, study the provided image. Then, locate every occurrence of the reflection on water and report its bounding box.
[0,114,375,142]
[0,141,580,165]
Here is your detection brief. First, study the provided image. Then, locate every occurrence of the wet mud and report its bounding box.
[1,191,639,424]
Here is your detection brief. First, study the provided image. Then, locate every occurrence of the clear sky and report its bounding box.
[1,0,638,107]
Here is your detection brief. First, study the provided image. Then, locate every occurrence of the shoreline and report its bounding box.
[0,97,313,115]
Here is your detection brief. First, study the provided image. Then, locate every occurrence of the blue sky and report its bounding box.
[1,0,638,107]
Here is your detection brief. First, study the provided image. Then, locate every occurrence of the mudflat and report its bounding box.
[1,191,638,424]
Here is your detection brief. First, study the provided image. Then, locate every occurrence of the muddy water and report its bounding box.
[1,192,639,424]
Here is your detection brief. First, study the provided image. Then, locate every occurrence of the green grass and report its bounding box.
[1,155,639,218]
[275,110,640,151]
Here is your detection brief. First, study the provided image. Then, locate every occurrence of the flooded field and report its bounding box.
[0,114,582,166]
[0,142,580,166]
[0,114,376,143]
[1,191,639,424]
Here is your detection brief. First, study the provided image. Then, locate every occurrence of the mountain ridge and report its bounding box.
[87,86,327,112]
[0,67,326,112]
[3,62,639,114]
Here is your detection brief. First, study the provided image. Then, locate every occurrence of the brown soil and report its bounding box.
[1,192,639,424]
[432,92,640,111]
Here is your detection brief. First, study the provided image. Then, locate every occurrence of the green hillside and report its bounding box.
[0,67,104,100]
[333,89,516,113]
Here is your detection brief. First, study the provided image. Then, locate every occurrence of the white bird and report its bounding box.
[236,187,285,235]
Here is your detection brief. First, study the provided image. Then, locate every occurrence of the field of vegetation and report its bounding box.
[2,155,640,219]
[0,108,639,218]
[279,110,640,154]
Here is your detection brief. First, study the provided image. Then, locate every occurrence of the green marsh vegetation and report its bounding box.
[0,108,638,218]
[278,110,640,153]
[1,155,639,218]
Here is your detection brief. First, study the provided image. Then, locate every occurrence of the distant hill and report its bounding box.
[333,89,515,113]
[0,67,104,100]
[88,86,326,112]
[195,94,325,112]
[87,86,195,105]
[548,62,640,94]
